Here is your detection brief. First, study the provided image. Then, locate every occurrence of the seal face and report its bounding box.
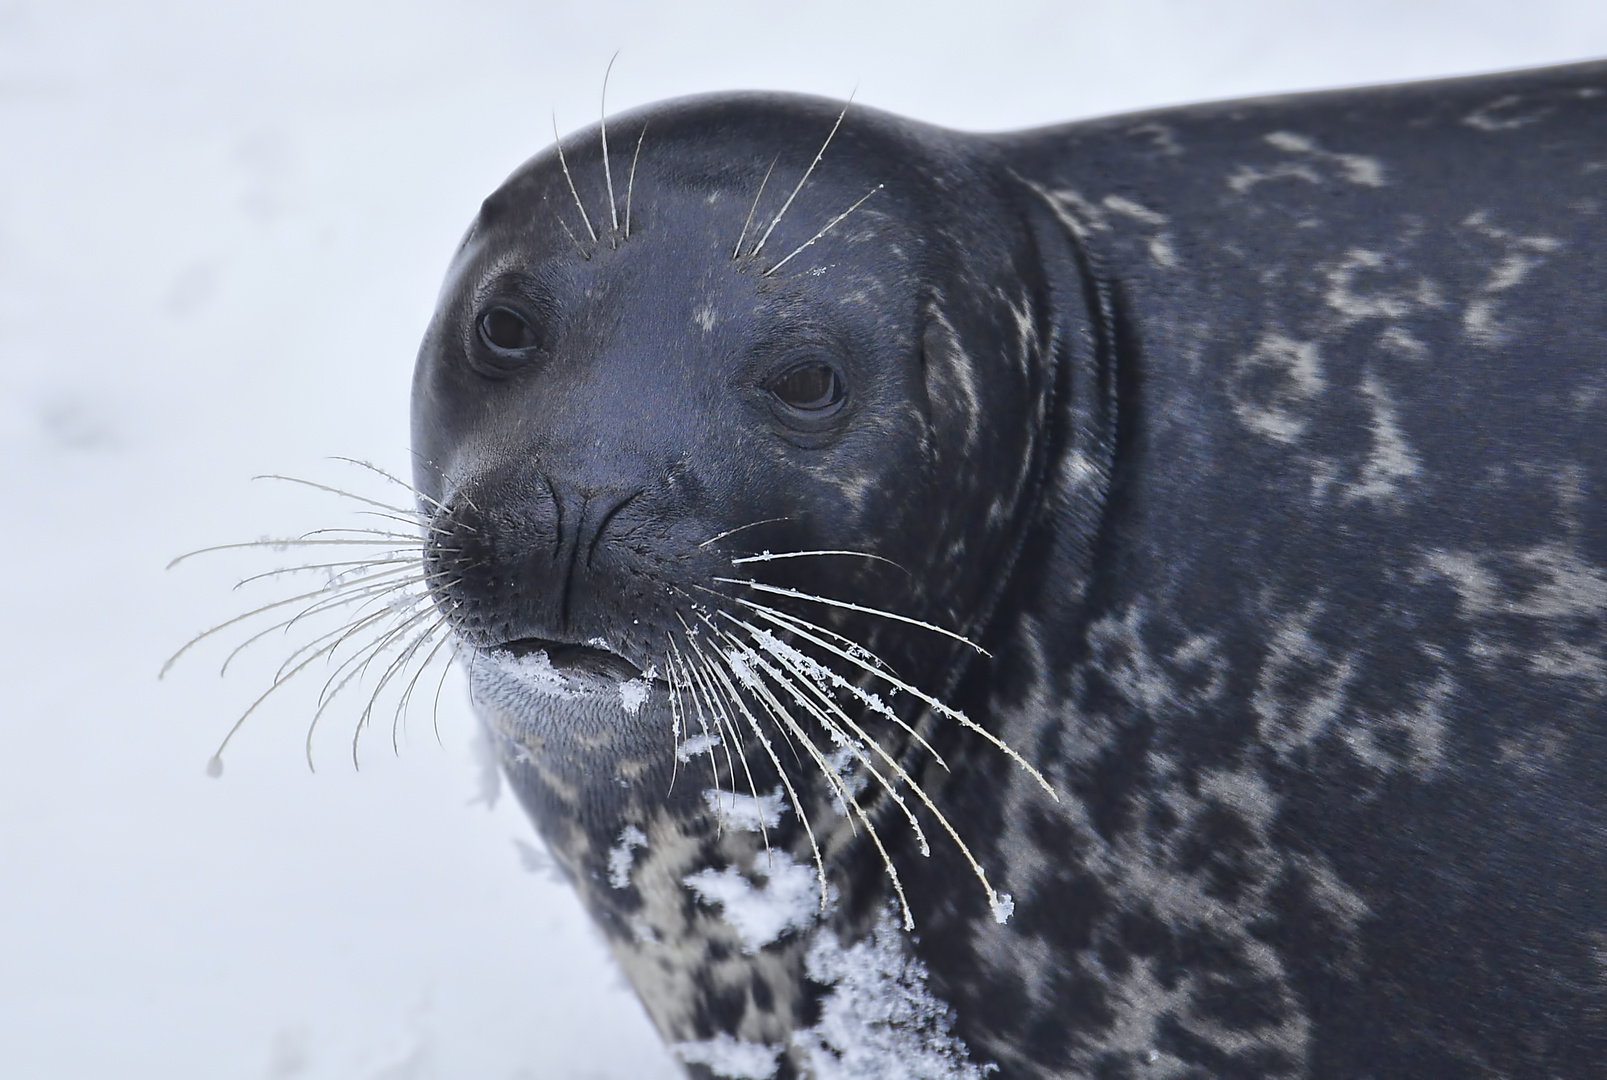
[412,64,1607,1078]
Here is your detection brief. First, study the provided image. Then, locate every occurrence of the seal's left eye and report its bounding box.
[478,306,541,353]
[769,361,846,414]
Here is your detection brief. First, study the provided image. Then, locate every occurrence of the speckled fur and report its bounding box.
[412,62,1607,1079]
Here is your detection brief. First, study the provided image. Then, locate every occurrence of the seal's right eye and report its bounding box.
[768,361,846,415]
[477,306,542,354]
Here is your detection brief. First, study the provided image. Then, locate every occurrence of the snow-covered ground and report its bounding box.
[1,2,1602,1077]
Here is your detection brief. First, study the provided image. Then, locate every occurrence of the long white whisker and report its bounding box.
[251,474,423,518]
[675,614,754,823]
[697,617,856,832]
[749,100,851,260]
[738,622,929,851]
[314,597,438,708]
[552,115,598,244]
[764,183,883,277]
[625,122,647,240]
[697,517,791,550]
[714,576,989,656]
[297,526,429,542]
[430,639,463,755]
[690,627,828,908]
[233,582,416,681]
[746,612,938,766]
[733,154,779,259]
[729,548,907,574]
[722,625,917,930]
[667,639,726,802]
[730,599,1058,800]
[599,51,620,239]
[361,615,449,758]
[663,635,687,792]
[686,643,775,858]
[328,456,450,516]
[553,207,591,260]
[233,556,421,590]
[728,617,1009,927]
[168,536,414,571]
[395,623,455,750]
[690,583,894,674]
[164,566,426,677]
[209,633,350,772]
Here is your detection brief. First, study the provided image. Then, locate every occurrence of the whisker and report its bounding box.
[312,592,439,707]
[735,622,929,851]
[690,582,893,674]
[686,643,774,858]
[748,99,851,260]
[262,570,443,682]
[295,526,426,543]
[697,517,791,550]
[163,567,424,677]
[209,631,353,771]
[690,629,828,908]
[349,509,449,537]
[624,122,647,240]
[406,452,477,515]
[552,114,599,244]
[357,614,448,758]
[663,635,687,792]
[599,51,620,240]
[430,639,463,755]
[229,584,408,681]
[674,614,752,823]
[714,576,989,656]
[251,474,423,519]
[733,153,779,259]
[168,536,414,571]
[282,604,402,697]
[301,613,411,756]
[667,639,726,801]
[764,183,883,277]
[726,617,1009,927]
[328,456,451,517]
[699,617,856,831]
[232,556,420,590]
[729,548,908,574]
[553,205,591,261]
[295,607,439,771]
[396,627,456,750]
[729,599,1058,801]
[723,626,917,930]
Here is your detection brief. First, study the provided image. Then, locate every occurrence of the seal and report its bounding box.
[409,61,1607,1078]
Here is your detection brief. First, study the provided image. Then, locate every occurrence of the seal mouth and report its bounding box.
[493,637,648,683]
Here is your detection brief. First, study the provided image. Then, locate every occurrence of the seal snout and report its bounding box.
[422,471,667,679]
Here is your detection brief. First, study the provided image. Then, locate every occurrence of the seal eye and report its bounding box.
[478,306,541,353]
[768,361,846,414]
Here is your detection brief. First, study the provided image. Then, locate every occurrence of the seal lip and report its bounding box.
[492,637,648,683]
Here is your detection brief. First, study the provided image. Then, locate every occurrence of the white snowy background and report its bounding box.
[2,1,1603,1077]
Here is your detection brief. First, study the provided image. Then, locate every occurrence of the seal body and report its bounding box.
[411,61,1607,1078]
